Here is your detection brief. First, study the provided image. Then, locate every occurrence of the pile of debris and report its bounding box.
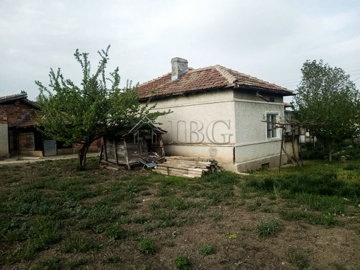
[154,156,221,178]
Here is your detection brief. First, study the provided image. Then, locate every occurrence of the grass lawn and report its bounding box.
[0,158,360,269]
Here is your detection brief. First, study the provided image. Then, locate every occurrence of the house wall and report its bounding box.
[0,101,36,126]
[151,90,236,169]
[150,89,287,172]
[0,101,36,157]
[234,94,286,171]
[0,124,9,157]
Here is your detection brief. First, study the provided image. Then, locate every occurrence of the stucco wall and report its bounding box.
[151,90,235,164]
[234,96,286,170]
[0,124,9,158]
[150,89,286,172]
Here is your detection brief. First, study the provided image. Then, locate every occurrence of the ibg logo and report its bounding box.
[167,120,233,144]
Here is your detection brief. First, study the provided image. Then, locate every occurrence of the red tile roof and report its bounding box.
[138,65,293,99]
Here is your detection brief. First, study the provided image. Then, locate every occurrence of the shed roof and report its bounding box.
[0,93,40,109]
[138,65,293,100]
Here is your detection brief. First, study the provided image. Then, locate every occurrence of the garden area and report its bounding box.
[1,158,360,270]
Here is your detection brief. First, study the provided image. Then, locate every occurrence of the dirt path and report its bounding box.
[0,152,99,166]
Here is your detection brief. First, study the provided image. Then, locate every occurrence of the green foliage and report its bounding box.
[105,223,126,242]
[293,60,360,160]
[65,258,90,270]
[201,171,239,184]
[256,219,282,238]
[175,256,192,270]
[245,171,360,200]
[287,247,310,270]
[199,244,215,256]
[61,236,101,253]
[25,217,62,257]
[280,210,341,227]
[139,237,156,254]
[29,257,62,270]
[35,45,169,168]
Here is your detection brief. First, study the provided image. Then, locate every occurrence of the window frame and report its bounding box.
[266,112,279,139]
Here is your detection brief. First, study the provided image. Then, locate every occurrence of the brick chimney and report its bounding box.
[171,57,188,81]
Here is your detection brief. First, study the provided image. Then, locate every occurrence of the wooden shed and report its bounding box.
[100,119,166,169]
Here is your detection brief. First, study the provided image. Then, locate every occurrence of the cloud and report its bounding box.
[0,0,359,100]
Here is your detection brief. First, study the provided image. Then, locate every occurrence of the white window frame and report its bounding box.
[266,112,279,139]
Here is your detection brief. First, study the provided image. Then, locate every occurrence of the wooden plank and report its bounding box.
[114,139,119,165]
[123,139,130,170]
[99,138,104,164]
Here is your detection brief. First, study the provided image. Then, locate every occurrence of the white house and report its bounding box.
[138,58,294,172]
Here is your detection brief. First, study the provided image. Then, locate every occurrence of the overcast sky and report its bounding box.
[1,0,360,102]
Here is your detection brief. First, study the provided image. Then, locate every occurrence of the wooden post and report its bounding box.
[298,126,304,167]
[99,138,104,164]
[278,127,284,174]
[114,139,119,165]
[123,139,130,170]
[291,126,299,166]
[103,136,108,162]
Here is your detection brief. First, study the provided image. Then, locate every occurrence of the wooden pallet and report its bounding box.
[154,156,220,178]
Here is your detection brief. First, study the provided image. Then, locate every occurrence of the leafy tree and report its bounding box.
[293,60,360,161]
[36,46,167,169]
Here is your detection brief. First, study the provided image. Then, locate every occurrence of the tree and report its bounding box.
[293,60,360,161]
[36,46,167,169]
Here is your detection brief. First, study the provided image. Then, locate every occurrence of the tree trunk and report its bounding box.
[78,143,90,170]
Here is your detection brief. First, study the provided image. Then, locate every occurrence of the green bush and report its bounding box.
[175,256,192,270]
[105,223,126,242]
[199,244,215,256]
[139,237,156,255]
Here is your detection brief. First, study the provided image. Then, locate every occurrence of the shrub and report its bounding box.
[139,238,156,255]
[199,244,215,256]
[105,223,126,242]
[175,256,192,270]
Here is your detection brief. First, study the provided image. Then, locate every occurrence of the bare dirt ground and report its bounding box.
[0,159,360,270]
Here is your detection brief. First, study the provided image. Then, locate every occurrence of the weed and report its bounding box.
[105,223,126,242]
[25,217,62,258]
[131,216,151,224]
[166,241,176,247]
[29,257,62,270]
[280,210,307,221]
[213,211,224,221]
[256,219,282,238]
[175,256,192,270]
[103,256,122,264]
[61,236,101,253]
[83,203,119,233]
[65,258,89,270]
[139,237,156,255]
[199,244,215,256]
[287,247,310,270]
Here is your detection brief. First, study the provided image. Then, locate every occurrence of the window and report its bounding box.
[267,113,277,138]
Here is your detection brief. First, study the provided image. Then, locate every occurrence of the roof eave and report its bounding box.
[236,85,295,96]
